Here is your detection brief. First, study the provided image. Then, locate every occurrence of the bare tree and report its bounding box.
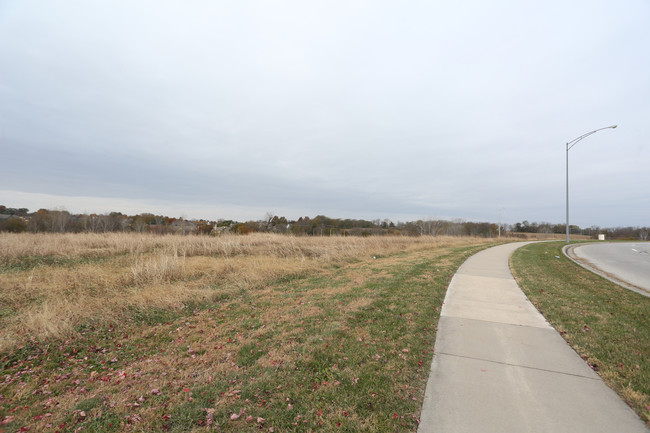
[263,212,275,232]
[51,209,72,233]
[86,214,103,232]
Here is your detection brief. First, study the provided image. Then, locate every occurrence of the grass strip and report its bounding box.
[0,254,114,273]
[0,241,495,432]
[510,241,650,426]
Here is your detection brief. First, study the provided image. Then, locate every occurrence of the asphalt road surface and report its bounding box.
[570,242,650,296]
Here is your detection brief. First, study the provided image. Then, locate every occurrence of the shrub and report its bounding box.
[1,217,27,233]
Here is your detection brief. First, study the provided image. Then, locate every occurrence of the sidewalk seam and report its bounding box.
[435,351,601,380]
[441,314,550,329]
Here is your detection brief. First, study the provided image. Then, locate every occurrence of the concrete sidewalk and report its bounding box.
[418,242,648,433]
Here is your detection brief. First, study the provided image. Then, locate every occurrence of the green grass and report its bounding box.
[510,241,650,426]
[0,241,500,432]
[0,254,113,273]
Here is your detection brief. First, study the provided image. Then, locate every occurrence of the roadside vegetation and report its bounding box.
[510,241,650,426]
[0,232,500,432]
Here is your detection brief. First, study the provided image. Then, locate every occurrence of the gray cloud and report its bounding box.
[1,0,649,226]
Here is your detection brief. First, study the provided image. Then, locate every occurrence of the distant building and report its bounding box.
[171,219,197,234]
[211,226,230,236]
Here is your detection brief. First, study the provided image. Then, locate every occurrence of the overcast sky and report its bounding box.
[1,1,648,227]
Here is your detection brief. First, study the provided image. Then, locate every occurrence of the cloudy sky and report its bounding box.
[1,0,648,227]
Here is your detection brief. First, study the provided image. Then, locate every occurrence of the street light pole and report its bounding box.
[565,125,617,243]
[498,207,504,238]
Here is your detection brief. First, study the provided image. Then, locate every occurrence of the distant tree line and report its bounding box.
[0,206,214,235]
[510,219,649,240]
[1,205,648,240]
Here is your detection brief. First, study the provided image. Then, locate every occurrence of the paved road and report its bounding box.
[418,242,648,433]
[567,242,650,296]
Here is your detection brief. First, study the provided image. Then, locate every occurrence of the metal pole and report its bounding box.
[498,208,503,238]
[566,144,570,243]
[564,125,617,244]
[498,211,501,238]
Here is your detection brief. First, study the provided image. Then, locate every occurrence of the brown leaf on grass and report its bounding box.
[205,409,215,426]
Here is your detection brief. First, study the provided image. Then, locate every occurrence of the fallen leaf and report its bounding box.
[206,409,215,426]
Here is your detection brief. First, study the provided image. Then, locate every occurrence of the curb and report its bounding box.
[563,243,650,298]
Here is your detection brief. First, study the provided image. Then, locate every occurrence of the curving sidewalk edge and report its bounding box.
[417,242,648,433]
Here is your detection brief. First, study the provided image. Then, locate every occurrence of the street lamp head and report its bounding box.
[611,125,618,129]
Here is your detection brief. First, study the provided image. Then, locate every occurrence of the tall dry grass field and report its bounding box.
[0,232,485,352]
[1,232,503,432]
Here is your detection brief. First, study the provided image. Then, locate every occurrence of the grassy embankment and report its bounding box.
[0,232,500,432]
[510,241,650,426]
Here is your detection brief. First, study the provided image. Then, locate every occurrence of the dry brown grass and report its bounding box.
[0,233,492,352]
[0,232,505,432]
[0,232,476,263]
